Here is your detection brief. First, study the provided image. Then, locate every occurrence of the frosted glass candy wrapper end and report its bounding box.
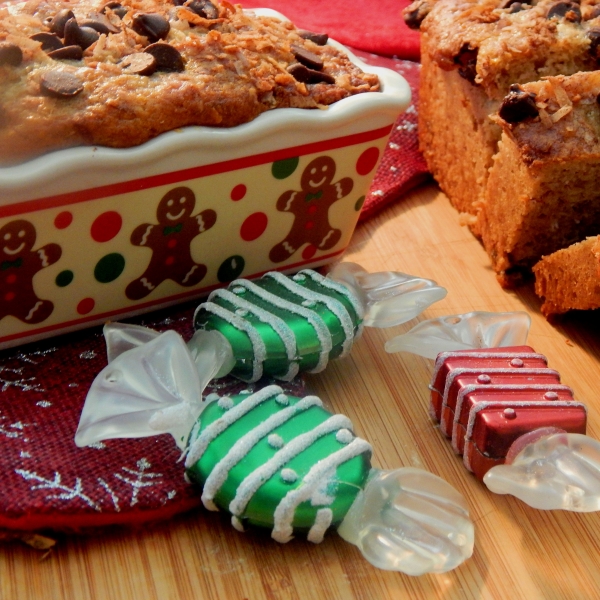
[337,468,474,575]
[484,432,600,511]
[328,262,448,328]
[384,311,531,358]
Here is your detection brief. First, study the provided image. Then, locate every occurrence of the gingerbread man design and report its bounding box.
[125,187,217,301]
[0,219,61,324]
[269,156,353,263]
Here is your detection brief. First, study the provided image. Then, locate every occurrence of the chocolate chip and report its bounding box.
[80,14,120,35]
[132,13,170,43]
[49,9,75,37]
[287,63,335,84]
[498,84,539,123]
[454,44,478,84]
[121,52,157,75]
[47,45,84,60]
[507,2,527,13]
[291,44,323,70]
[297,29,329,45]
[0,42,23,66]
[403,1,431,29]
[40,70,84,98]
[588,28,600,59]
[547,1,581,22]
[185,0,219,19]
[101,2,128,18]
[64,18,100,50]
[145,42,184,72]
[499,0,530,12]
[499,0,526,8]
[30,32,64,52]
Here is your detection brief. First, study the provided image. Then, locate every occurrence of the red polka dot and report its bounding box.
[77,298,95,315]
[240,212,268,242]
[54,211,73,230]
[231,184,247,201]
[305,221,314,230]
[4,291,15,302]
[167,239,177,249]
[5,274,16,284]
[307,205,318,215]
[302,245,317,260]
[165,256,175,266]
[91,211,122,243]
[356,147,380,176]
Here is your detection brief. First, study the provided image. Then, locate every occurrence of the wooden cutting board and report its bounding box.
[2,184,599,600]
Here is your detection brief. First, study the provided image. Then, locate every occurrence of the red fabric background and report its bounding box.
[239,0,421,61]
[0,9,428,536]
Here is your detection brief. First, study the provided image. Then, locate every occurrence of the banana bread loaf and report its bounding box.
[406,0,600,298]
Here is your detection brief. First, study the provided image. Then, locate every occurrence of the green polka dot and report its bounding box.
[55,270,74,287]
[94,253,125,284]
[355,196,366,211]
[218,255,245,283]
[272,157,299,180]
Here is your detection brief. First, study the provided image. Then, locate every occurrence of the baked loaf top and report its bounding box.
[0,0,379,165]
[410,0,600,99]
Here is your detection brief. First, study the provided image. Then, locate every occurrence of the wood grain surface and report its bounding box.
[2,183,600,600]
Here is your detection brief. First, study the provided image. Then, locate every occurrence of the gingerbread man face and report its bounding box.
[300,156,336,192]
[0,219,36,261]
[156,187,196,224]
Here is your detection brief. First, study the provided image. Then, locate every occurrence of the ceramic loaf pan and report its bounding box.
[0,11,410,349]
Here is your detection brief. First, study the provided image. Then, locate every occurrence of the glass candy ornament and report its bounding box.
[384,311,531,358]
[385,310,600,513]
[75,332,474,575]
[192,263,448,381]
[483,431,600,512]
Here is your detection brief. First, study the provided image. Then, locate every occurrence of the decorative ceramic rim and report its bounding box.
[0,8,411,196]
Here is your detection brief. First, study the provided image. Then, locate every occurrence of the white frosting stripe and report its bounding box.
[299,269,365,321]
[211,288,300,380]
[451,383,574,452]
[231,278,332,373]
[267,271,356,359]
[229,414,354,517]
[201,395,324,510]
[185,385,282,469]
[197,301,266,382]
[271,437,372,543]
[307,508,333,544]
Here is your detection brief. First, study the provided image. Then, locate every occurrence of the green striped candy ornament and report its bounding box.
[184,385,372,542]
[193,269,364,382]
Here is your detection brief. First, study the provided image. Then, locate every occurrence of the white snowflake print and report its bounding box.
[0,413,32,441]
[15,470,102,511]
[0,365,45,393]
[14,458,177,512]
[114,458,164,507]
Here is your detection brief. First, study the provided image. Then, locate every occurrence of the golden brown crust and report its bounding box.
[0,0,379,165]
[534,236,600,315]
[421,0,599,99]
